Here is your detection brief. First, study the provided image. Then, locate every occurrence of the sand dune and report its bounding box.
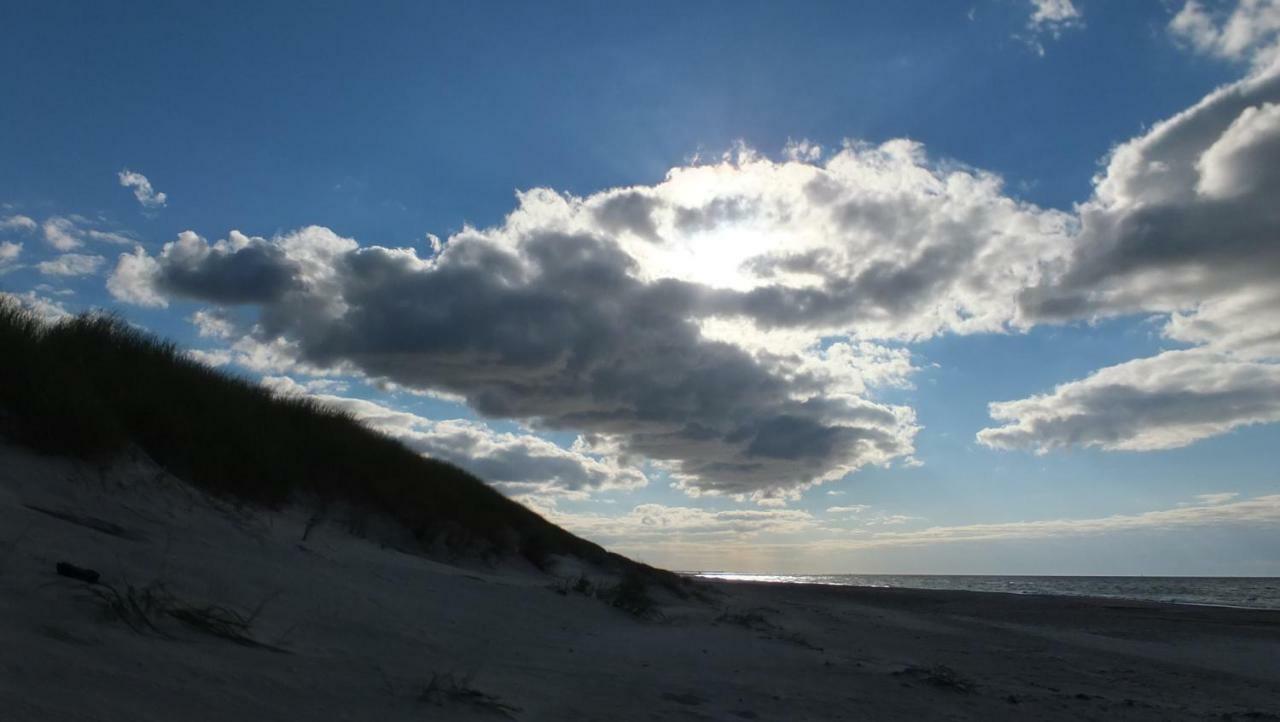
[2,442,1277,721]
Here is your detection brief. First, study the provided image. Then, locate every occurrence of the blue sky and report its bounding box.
[3,1,1279,574]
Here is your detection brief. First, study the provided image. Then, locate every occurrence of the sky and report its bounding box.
[3,0,1279,575]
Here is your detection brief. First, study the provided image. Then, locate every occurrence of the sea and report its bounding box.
[691,573,1280,610]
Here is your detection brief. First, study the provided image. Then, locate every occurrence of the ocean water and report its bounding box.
[692,573,1280,610]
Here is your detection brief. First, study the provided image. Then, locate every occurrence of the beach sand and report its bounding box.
[2,442,1277,721]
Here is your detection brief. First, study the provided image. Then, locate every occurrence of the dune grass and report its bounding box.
[0,300,676,584]
[420,671,520,718]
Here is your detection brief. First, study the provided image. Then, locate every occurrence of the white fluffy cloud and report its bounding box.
[985,39,1280,452]
[0,241,20,265]
[36,253,105,277]
[0,290,70,322]
[0,215,37,233]
[118,168,167,209]
[189,309,237,339]
[1020,0,1083,55]
[39,215,134,252]
[107,246,167,306]
[1029,0,1081,29]
[42,217,82,251]
[1171,0,1280,68]
[260,376,647,497]
[979,349,1280,452]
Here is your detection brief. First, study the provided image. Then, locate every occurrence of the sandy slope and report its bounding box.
[1,442,1278,721]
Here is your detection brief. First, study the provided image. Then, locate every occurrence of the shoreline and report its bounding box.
[702,575,1280,621]
[688,572,1280,612]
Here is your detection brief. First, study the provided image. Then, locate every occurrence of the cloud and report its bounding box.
[110,230,302,306]
[1029,0,1082,31]
[979,348,1280,452]
[118,169,167,209]
[0,290,70,322]
[1020,0,1083,55]
[815,493,1280,550]
[826,505,871,514]
[1193,492,1239,505]
[42,217,82,251]
[260,376,646,497]
[187,348,234,367]
[33,284,73,297]
[591,493,1280,557]
[39,215,134,252]
[0,241,20,265]
[189,309,237,339]
[84,229,135,245]
[180,329,349,379]
[108,230,302,310]
[1198,99,1280,198]
[36,253,105,277]
[531,501,817,544]
[536,492,1280,559]
[822,505,921,526]
[107,218,932,502]
[862,513,922,526]
[104,138,1098,501]
[986,47,1280,452]
[107,246,167,306]
[1029,0,1081,26]
[1171,0,1280,68]
[0,215,37,233]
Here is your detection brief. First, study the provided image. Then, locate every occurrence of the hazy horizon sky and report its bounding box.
[3,1,1279,574]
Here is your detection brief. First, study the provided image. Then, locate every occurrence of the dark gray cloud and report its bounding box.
[674,195,758,233]
[114,224,916,501]
[153,230,302,304]
[157,240,298,304]
[592,190,663,242]
[1019,67,1280,323]
[721,243,976,333]
[108,230,304,307]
